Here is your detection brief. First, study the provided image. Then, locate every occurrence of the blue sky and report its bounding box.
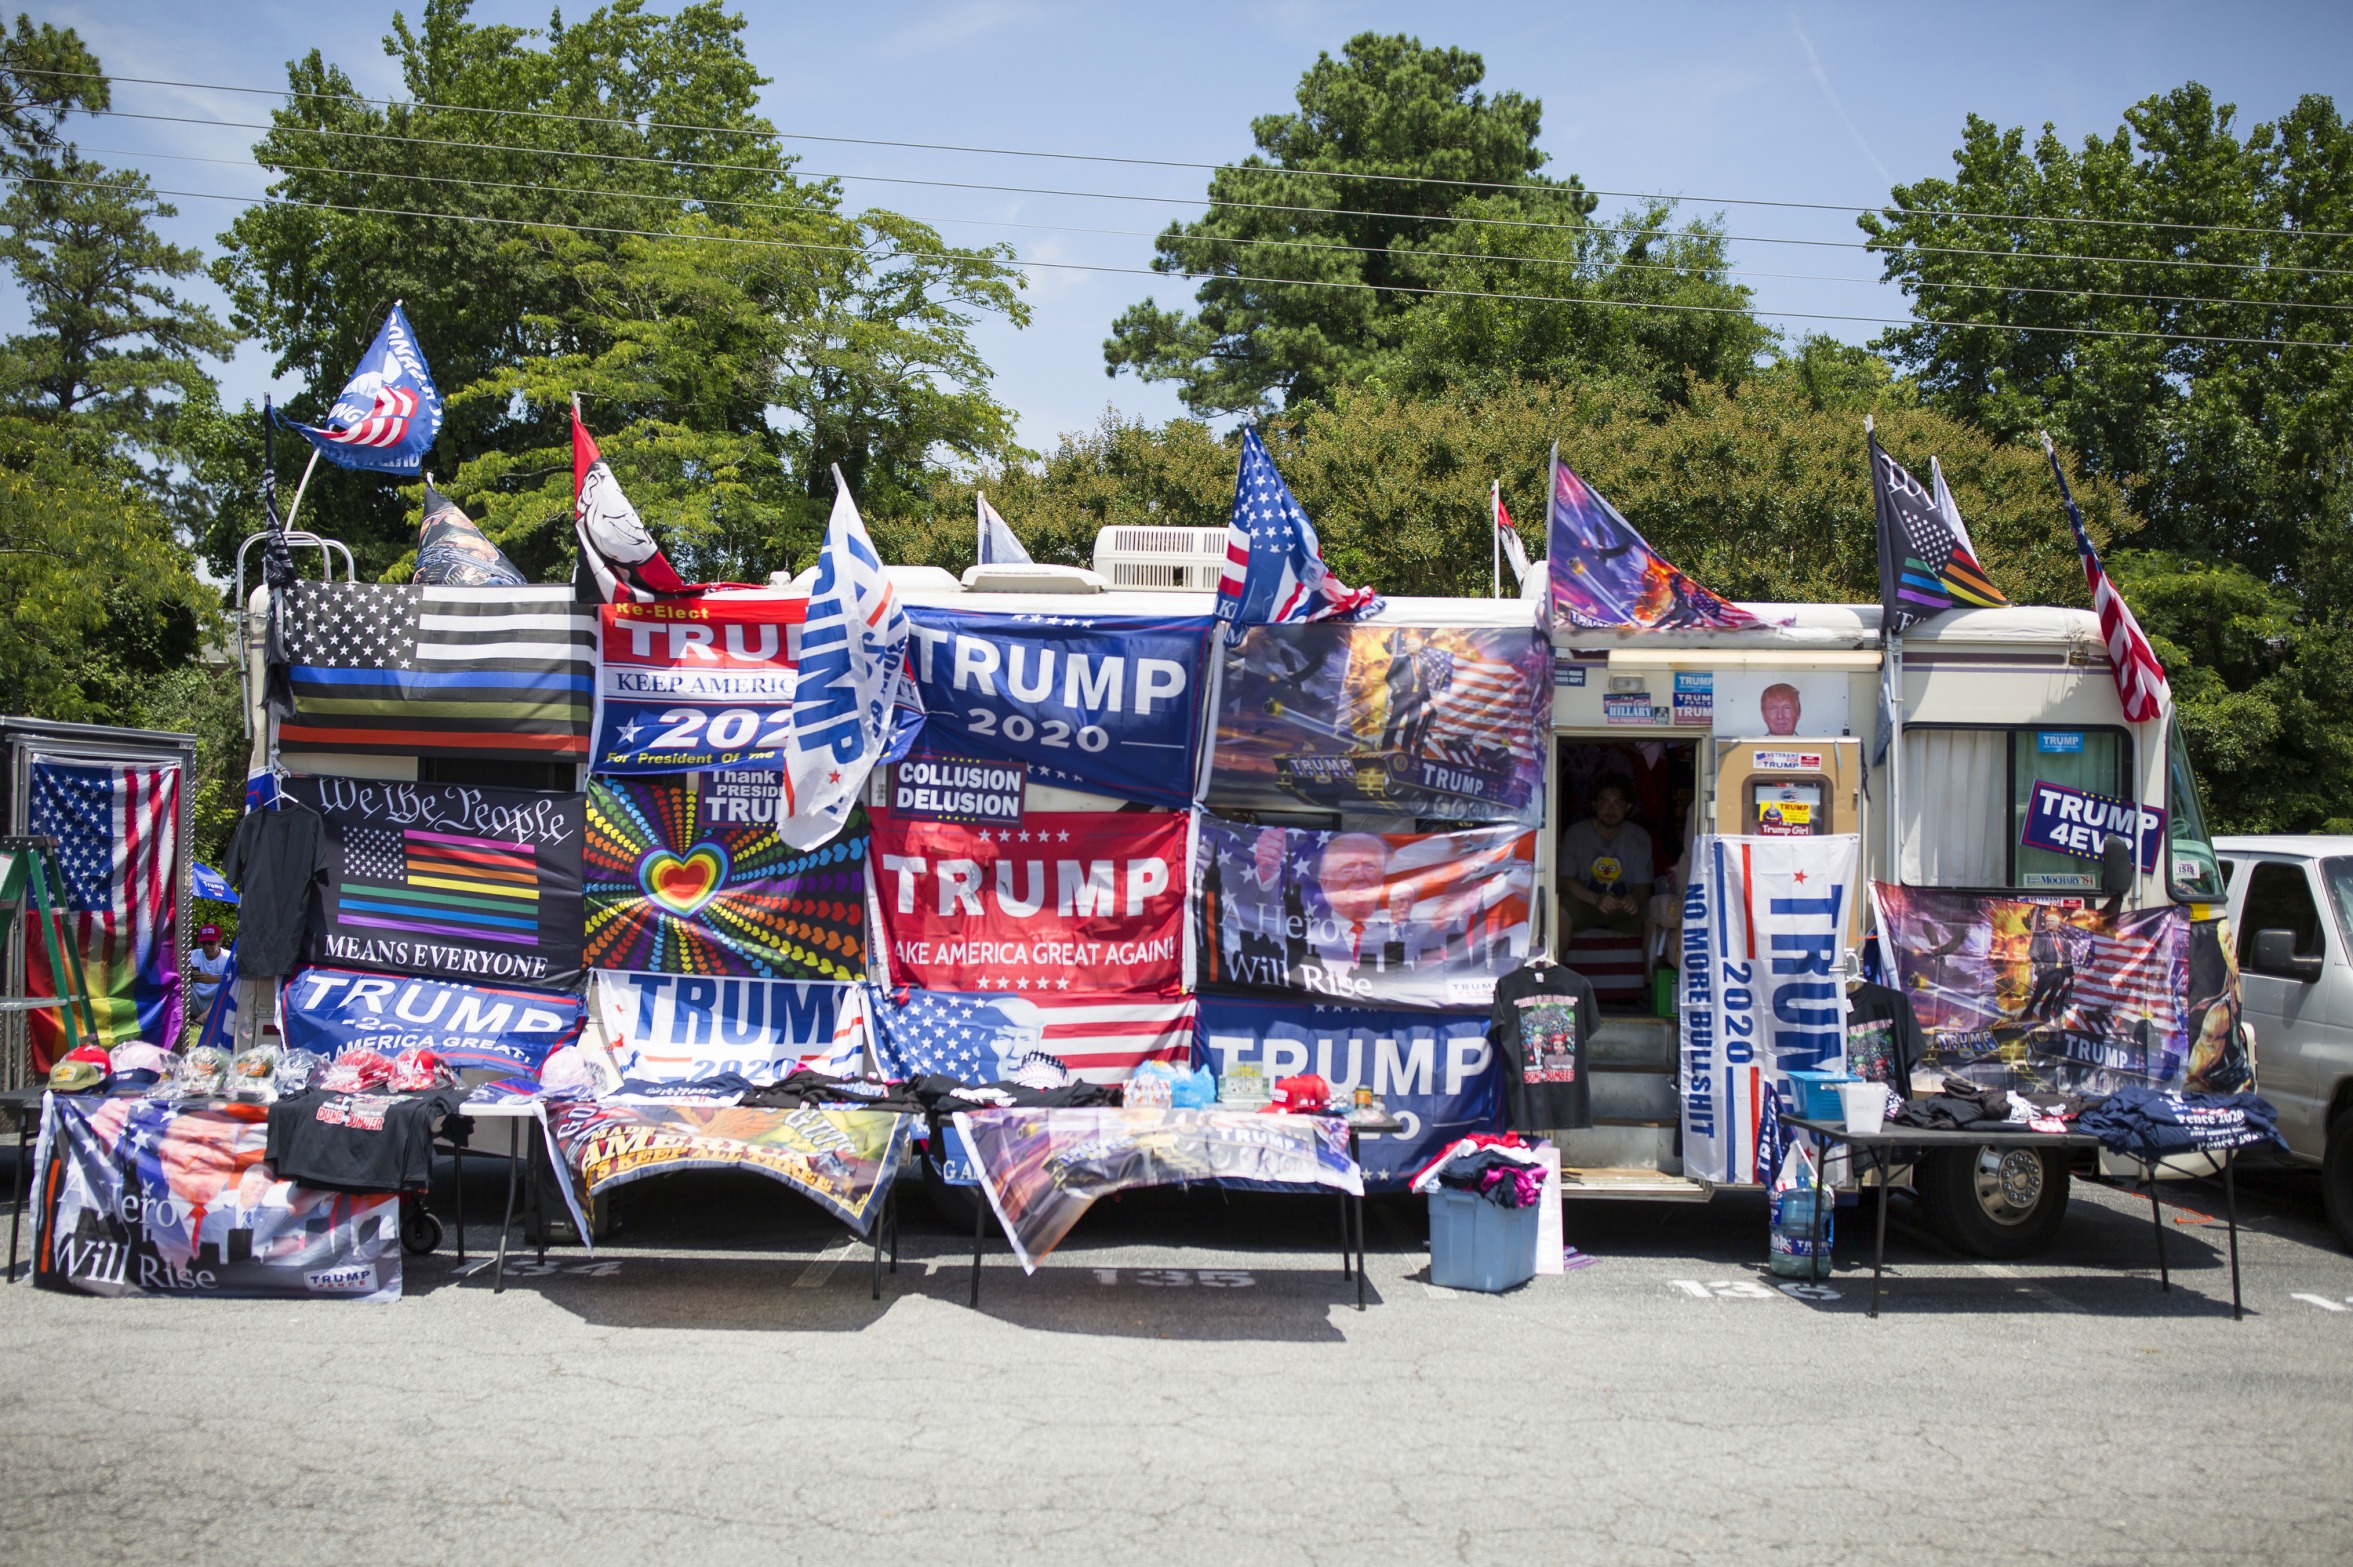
[37,0,2353,454]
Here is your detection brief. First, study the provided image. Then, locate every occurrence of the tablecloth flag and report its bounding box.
[277,302,443,475]
[1547,444,1759,630]
[780,465,910,849]
[977,492,1031,566]
[572,403,696,602]
[1870,429,2007,634]
[1216,424,1381,627]
[2044,433,2169,722]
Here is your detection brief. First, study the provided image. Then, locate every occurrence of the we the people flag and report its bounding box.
[37,1098,401,1300]
[1870,883,2193,1091]
[1548,447,1759,632]
[280,967,583,1077]
[1206,622,1549,819]
[544,1101,909,1235]
[866,987,1195,1085]
[902,608,1213,809]
[278,302,443,476]
[1195,816,1534,1009]
[274,583,595,764]
[593,596,805,772]
[1194,995,1502,1190]
[1678,834,1860,1185]
[595,971,865,1083]
[26,760,181,1069]
[954,1106,1361,1270]
[585,775,866,982]
[289,777,586,988]
[782,468,909,849]
[869,808,1189,994]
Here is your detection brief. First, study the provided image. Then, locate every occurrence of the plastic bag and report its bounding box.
[275,1049,326,1096]
[229,1043,282,1101]
[181,1046,230,1097]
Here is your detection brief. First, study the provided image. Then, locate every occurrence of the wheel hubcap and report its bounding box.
[1972,1148,2044,1225]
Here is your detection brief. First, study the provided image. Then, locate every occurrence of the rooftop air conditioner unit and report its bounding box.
[960,563,1107,594]
[1092,526,1227,591]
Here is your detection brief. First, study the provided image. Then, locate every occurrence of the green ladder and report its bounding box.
[0,835,102,1064]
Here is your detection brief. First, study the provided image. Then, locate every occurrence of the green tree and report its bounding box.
[1103,33,1762,416]
[215,0,1026,584]
[0,13,106,168]
[1861,84,2353,584]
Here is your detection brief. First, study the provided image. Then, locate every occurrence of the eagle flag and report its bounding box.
[278,303,443,476]
[1870,431,2006,634]
[1547,446,1759,631]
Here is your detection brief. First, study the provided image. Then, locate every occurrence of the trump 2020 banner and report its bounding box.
[870,808,1190,994]
[902,608,1213,808]
[595,971,864,1083]
[1195,815,1534,1008]
[1194,995,1502,1190]
[584,775,866,982]
[291,777,586,988]
[593,596,805,771]
[1869,884,2192,1091]
[1207,622,1550,819]
[281,967,583,1076]
[37,1098,401,1301]
[1679,834,1860,1185]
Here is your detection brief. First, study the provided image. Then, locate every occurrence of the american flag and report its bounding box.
[26,762,181,1068]
[1416,642,1541,763]
[2046,440,2168,722]
[866,986,1194,1085]
[2069,926,2173,1019]
[1217,425,1381,628]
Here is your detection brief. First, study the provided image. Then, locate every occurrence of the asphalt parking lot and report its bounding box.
[3,1155,2349,1567]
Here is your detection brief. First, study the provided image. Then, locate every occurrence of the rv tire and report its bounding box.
[1917,1145,2069,1259]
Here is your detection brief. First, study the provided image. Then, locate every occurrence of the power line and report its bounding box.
[33,64,2353,245]
[77,138,2353,320]
[75,104,2353,284]
[7,168,2345,353]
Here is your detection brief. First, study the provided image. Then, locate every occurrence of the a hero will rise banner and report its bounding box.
[903,609,1212,808]
[1870,883,2197,1093]
[1194,995,1502,1190]
[593,596,804,772]
[1195,816,1533,1009]
[1208,623,1550,819]
[292,777,585,988]
[870,808,1190,995]
[1679,834,1859,1185]
[37,1099,401,1301]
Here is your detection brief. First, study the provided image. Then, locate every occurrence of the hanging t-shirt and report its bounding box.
[1488,961,1597,1131]
[265,1086,466,1192]
[219,802,330,978]
[1844,981,1927,1098]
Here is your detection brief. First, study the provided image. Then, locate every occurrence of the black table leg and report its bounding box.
[1808,1130,1829,1285]
[1338,1192,1352,1280]
[8,1109,29,1286]
[452,1147,467,1266]
[968,1183,985,1308]
[1354,1190,1367,1312]
[2147,1159,2170,1292]
[889,1186,900,1275]
[531,1132,547,1266]
[1870,1155,1890,1319]
[493,1124,521,1294]
[871,1203,883,1301]
[2224,1151,2242,1321]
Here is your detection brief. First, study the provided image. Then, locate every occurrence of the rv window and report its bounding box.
[2166,722,2226,901]
[1900,725,2130,890]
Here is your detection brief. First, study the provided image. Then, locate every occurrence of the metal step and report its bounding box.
[1589,1069,1677,1124]
[1589,1016,1677,1067]
[1549,1123,1680,1173]
[1558,1168,1713,1201]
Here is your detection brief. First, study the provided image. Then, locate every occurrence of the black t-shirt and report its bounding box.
[265,1087,465,1192]
[1844,982,1927,1098]
[220,802,330,978]
[1488,961,1596,1131]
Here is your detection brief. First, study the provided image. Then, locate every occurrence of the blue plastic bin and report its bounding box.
[1785,1070,1858,1121]
[1427,1189,1540,1293]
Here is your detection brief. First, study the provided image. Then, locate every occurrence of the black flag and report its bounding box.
[1870,432,2007,634]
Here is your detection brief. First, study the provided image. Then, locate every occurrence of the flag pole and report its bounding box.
[977,489,987,567]
[281,449,322,535]
[1491,479,1501,599]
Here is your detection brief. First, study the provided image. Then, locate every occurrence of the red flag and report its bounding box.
[572,407,695,602]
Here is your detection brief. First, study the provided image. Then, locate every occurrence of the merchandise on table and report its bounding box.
[265,1084,467,1192]
[38,1097,401,1301]
[2077,1088,2283,1158]
[1488,958,1597,1132]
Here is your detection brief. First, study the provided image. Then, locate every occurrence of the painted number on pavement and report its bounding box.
[1669,1278,1840,1302]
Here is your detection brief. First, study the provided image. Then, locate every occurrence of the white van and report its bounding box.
[2212,836,2353,1247]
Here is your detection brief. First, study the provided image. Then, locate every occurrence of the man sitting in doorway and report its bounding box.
[1561,779,1658,939]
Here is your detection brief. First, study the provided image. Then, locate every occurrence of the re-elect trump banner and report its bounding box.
[1870,883,2191,1091]
[1207,622,1550,820]
[903,609,1212,807]
[37,1098,401,1301]
[1194,995,1502,1190]
[595,971,863,1082]
[282,967,583,1076]
[870,808,1190,994]
[1195,815,1534,1008]
[1679,835,1859,1185]
[593,596,804,771]
[292,777,585,988]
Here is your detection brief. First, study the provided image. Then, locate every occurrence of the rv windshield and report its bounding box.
[2167,722,2226,901]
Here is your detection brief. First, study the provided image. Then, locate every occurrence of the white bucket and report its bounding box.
[1838,1080,1887,1136]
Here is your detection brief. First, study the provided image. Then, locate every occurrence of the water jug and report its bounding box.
[1768,1188,1834,1280]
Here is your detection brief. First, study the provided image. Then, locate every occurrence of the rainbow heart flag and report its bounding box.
[584,774,867,980]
